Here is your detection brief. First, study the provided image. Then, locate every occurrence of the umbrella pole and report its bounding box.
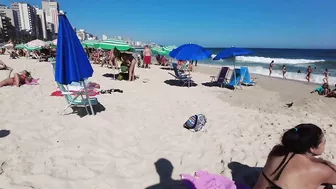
[82,80,95,115]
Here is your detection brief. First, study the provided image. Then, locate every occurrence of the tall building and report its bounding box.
[11,2,38,37]
[42,0,59,33]
[0,4,16,42]
[35,7,47,40]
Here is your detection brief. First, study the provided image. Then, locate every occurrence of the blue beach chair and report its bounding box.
[169,63,193,87]
[225,68,243,89]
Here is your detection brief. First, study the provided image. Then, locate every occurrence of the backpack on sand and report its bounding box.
[183,114,207,132]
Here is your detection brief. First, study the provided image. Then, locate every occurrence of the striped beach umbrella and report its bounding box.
[24,45,41,51]
[82,40,98,48]
[163,45,177,52]
[151,46,166,55]
[94,38,134,51]
[15,44,26,49]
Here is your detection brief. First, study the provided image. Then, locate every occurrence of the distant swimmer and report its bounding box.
[323,69,329,84]
[269,60,275,77]
[305,65,312,82]
[297,70,301,73]
[282,65,287,79]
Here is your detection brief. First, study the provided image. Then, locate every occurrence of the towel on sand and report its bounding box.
[180,170,250,189]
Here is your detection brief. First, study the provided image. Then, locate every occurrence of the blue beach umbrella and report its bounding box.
[213,47,253,60]
[169,43,212,60]
[55,12,95,114]
[213,47,253,88]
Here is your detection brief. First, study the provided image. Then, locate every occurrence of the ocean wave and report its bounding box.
[235,56,325,64]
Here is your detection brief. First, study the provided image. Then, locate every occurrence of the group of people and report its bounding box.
[269,60,330,84]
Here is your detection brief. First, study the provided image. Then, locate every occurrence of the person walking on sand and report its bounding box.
[323,69,329,84]
[306,65,313,82]
[269,60,275,77]
[282,65,287,79]
[143,45,152,69]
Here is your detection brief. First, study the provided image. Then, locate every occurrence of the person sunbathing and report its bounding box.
[254,123,336,189]
[0,60,11,70]
[0,69,33,87]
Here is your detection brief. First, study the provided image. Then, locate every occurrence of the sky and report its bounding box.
[3,0,336,49]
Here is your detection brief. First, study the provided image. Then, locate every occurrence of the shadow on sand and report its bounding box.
[65,102,106,118]
[164,80,197,87]
[202,82,235,90]
[0,130,10,138]
[145,158,196,189]
[228,161,262,188]
[160,67,173,71]
[102,73,119,78]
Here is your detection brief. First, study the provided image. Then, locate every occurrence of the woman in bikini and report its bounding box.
[269,60,275,77]
[0,69,32,87]
[113,48,136,81]
[254,123,336,189]
[282,65,287,79]
[306,66,313,82]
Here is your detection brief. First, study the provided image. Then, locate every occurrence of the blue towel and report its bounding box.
[229,68,242,86]
[241,67,255,84]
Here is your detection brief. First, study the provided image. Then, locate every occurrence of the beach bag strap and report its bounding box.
[192,115,198,129]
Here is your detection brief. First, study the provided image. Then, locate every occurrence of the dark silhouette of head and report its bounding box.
[155,158,173,181]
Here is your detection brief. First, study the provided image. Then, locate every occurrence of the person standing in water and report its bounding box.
[323,69,329,84]
[306,65,313,82]
[269,60,275,77]
[143,45,152,69]
[282,65,287,79]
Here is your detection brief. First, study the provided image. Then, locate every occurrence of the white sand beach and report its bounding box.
[0,55,335,189]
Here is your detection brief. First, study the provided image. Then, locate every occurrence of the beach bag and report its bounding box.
[184,114,207,132]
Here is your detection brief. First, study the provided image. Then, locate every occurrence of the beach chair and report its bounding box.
[169,63,193,87]
[56,82,98,115]
[210,67,234,87]
[224,68,243,90]
[240,67,256,86]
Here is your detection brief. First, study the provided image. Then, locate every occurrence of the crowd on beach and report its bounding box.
[1,43,336,189]
[268,60,335,97]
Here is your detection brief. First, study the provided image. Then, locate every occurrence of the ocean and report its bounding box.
[202,48,336,84]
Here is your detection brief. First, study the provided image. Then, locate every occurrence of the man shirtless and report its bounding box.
[143,45,152,69]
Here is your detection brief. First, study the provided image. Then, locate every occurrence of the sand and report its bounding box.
[0,55,335,189]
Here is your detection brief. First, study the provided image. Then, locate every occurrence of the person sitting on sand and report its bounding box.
[0,60,11,70]
[0,69,33,87]
[254,123,336,189]
[113,48,136,81]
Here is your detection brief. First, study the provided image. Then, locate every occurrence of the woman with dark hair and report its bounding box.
[113,48,136,81]
[254,124,336,189]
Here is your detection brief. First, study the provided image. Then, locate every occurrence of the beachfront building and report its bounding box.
[11,2,38,38]
[42,0,59,34]
[76,29,96,41]
[102,34,108,40]
[0,5,16,42]
[35,7,48,40]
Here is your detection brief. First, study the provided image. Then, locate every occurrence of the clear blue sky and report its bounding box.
[4,0,336,49]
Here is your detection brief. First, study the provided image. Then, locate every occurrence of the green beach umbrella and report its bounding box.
[162,45,176,55]
[24,45,41,51]
[82,40,98,48]
[15,44,26,49]
[151,46,167,55]
[94,38,134,51]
